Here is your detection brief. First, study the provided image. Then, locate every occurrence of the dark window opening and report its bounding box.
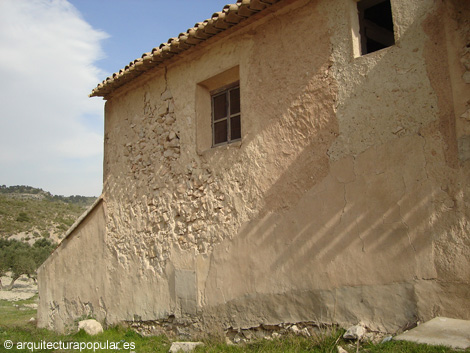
[358,0,395,55]
[211,82,241,147]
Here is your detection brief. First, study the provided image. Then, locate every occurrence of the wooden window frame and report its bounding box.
[211,81,241,147]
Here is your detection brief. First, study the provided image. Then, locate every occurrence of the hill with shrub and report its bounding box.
[0,185,96,289]
[0,185,96,242]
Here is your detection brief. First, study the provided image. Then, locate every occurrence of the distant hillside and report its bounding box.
[0,185,95,206]
[0,185,96,243]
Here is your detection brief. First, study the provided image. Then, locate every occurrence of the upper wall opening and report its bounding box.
[357,0,396,55]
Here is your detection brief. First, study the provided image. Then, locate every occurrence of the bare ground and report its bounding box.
[0,274,38,301]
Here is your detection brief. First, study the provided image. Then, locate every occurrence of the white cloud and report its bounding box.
[0,0,108,196]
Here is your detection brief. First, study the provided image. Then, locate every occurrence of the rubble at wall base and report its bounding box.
[125,318,391,345]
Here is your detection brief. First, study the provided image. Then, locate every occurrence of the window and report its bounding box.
[196,66,240,153]
[357,0,395,55]
[211,82,241,146]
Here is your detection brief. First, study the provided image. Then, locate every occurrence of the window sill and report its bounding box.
[353,43,394,60]
[198,140,242,157]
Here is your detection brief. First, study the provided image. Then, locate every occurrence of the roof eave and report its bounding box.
[89,0,281,99]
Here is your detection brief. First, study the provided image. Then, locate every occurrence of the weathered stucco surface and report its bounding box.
[39,0,470,334]
[38,199,107,332]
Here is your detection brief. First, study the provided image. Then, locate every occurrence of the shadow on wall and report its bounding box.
[200,0,468,329]
[92,0,468,332]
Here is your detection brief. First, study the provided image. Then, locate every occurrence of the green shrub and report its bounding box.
[16,212,30,222]
[0,238,54,289]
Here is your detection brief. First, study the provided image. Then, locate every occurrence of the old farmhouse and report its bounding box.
[38,0,470,335]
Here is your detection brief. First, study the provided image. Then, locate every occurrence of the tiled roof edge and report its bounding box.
[90,0,280,98]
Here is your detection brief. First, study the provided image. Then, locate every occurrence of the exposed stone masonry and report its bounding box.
[104,87,236,274]
[127,318,390,345]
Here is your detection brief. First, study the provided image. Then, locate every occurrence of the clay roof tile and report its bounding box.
[248,0,268,11]
[89,0,279,98]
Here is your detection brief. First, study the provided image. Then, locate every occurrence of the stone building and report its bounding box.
[38,0,470,334]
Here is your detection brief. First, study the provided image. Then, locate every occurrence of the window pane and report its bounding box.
[214,120,228,145]
[213,93,227,121]
[230,115,241,140]
[230,87,240,114]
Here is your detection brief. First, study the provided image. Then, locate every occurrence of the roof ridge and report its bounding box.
[90,0,280,98]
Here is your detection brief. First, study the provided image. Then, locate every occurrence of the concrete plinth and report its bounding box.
[394,317,470,349]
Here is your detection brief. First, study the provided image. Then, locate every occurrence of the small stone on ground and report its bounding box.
[343,324,366,340]
[78,319,103,335]
[169,341,203,352]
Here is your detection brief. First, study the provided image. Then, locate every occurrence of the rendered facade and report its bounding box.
[38,0,470,334]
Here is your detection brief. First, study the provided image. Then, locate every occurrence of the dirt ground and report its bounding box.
[0,274,38,301]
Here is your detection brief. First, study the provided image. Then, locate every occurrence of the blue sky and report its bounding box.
[0,0,229,197]
[72,0,229,78]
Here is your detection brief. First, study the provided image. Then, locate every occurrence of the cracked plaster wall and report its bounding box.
[38,0,470,333]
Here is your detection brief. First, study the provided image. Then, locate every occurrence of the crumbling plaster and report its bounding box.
[38,0,470,334]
